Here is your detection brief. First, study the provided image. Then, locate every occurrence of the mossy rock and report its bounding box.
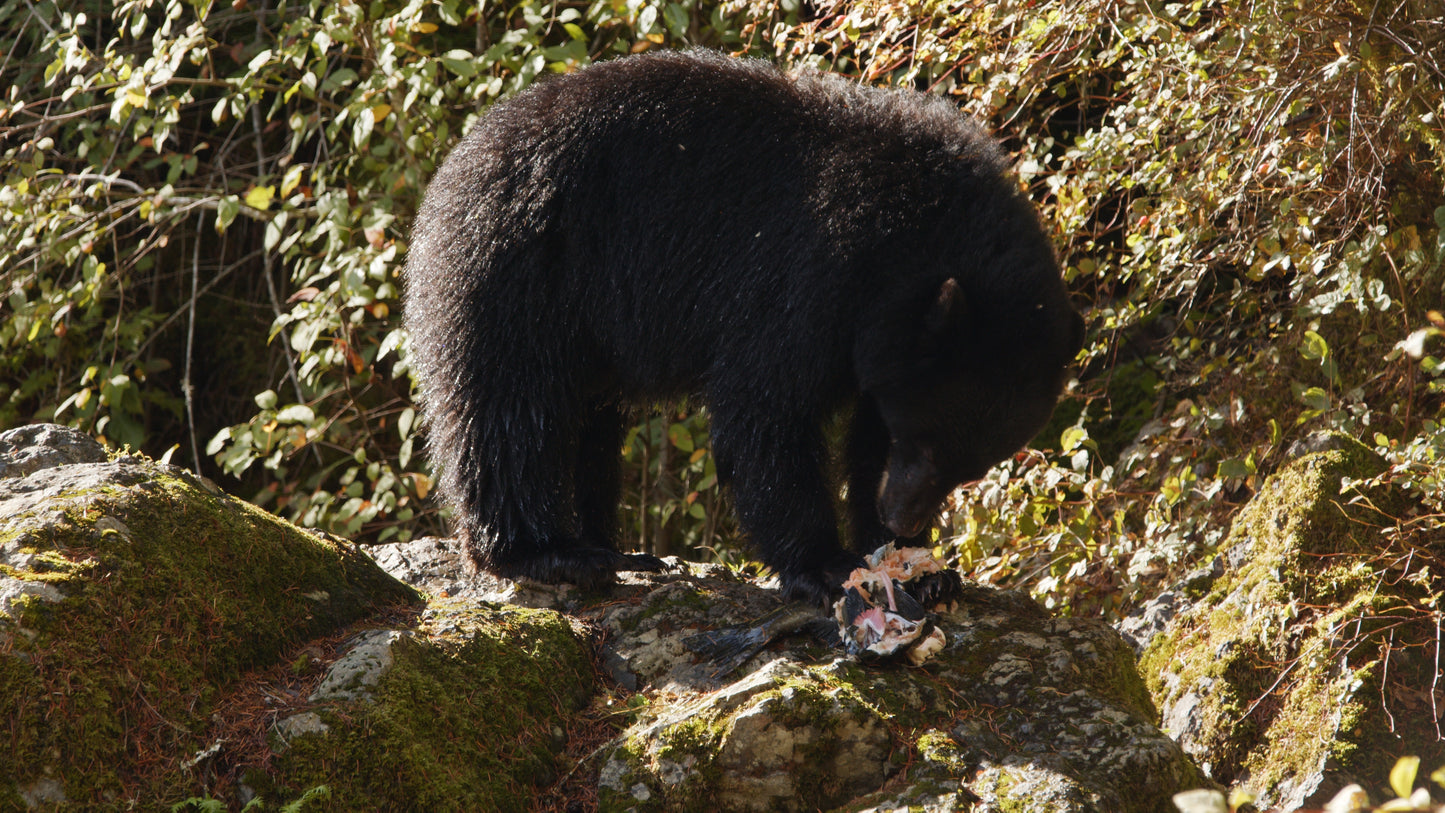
[597,659,895,813]
[261,601,595,811]
[596,579,1203,813]
[1139,437,1444,807]
[0,454,420,809]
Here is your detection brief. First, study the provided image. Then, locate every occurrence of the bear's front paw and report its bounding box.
[906,569,963,610]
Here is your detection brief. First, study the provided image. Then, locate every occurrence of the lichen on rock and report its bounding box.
[591,574,1203,812]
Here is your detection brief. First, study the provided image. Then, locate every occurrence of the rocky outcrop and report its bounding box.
[582,567,1201,812]
[2,424,1209,811]
[1,425,420,809]
[1138,439,1445,809]
[316,532,1207,811]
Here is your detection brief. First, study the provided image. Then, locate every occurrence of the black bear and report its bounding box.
[404,49,1083,604]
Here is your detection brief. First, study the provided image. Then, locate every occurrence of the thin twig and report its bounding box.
[184,209,203,472]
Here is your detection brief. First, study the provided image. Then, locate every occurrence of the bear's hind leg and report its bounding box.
[575,401,665,575]
[461,396,659,591]
[575,401,627,551]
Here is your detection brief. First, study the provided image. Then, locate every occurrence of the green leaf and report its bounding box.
[352,107,375,147]
[1060,425,1089,453]
[244,185,275,210]
[1300,387,1330,412]
[1218,458,1250,479]
[667,422,694,453]
[1300,329,1329,362]
[282,163,305,197]
[215,195,240,232]
[247,49,273,72]
[439,49,477,77]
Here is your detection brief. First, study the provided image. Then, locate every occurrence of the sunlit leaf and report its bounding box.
[244,185,274,210]
[215,195,240,232]
[276,404,315,424]
[1390,756,1420,799]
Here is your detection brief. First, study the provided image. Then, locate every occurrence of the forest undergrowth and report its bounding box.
[1,0,1442,620]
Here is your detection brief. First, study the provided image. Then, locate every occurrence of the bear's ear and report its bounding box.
[926,277,965,334]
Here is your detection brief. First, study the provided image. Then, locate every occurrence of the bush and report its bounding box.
[4,0,1442,610]
[2,0,759,544]
[737,0,1445,612]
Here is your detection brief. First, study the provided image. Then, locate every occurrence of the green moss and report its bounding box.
[1139,442,1444,794]
[1,459,419,809]
[265,603,593,811]
[915,728,969,774]
[612,580,714,635]
[600,663,901,812]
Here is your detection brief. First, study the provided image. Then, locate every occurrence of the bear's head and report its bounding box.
[863,191,1085,538]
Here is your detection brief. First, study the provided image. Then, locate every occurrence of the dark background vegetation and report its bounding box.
[2,0,1442,617]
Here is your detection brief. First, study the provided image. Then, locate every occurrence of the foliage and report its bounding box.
[734,0,1445,613]
[172,784,330,813]
[3,0,1444,616]
[621,406,737,560]
[1,0,756,545]
[1175,755,1445,812]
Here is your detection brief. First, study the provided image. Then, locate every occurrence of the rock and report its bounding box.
[1117,557,1223,653]
[308,629,414,702]
[0,423,109,479]
[0,424,1207,811]
[364,533,583,609]
[0,424,420,808]
[272,711,331,744]
[264,599,596,810]
[1139,437,1445,809]
[580,575,1204,812]
[598,658,894,812]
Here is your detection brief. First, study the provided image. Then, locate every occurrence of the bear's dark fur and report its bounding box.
[404,50,1083,604]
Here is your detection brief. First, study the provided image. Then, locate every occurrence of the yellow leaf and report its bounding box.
[413,22,437,33]
[244,185,275,210]
[370,103,392,122]
[1390,756,1419,799]
[125,89,148,109]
